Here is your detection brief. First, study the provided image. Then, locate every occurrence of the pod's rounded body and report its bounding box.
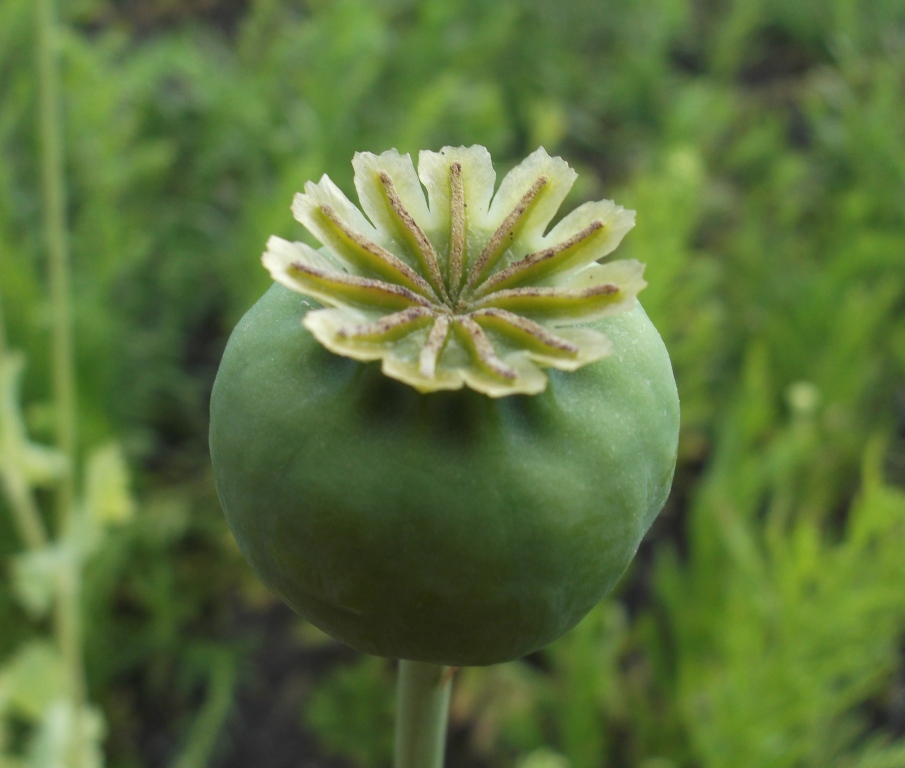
[210,284,679,666]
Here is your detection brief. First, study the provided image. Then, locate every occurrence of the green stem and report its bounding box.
[36,3,88,764]
[36,0,77,529]
[54,558,87,704]
[394,661,454,768]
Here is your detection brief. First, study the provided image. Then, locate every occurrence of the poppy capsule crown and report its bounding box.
[263,146,643,397]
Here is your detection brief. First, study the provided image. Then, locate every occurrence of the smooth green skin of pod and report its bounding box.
[210,284,679,666]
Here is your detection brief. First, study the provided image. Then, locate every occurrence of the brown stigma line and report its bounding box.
[475,220,606,298]
[336,306,434,340]
[463,174,549,296]
[469,308,580,357]
[456,316,517,381]
[377,171,451,305]
[287,261,435,311]
[447,162,466,299]
[419,315,452,379]
[319,204,438,300]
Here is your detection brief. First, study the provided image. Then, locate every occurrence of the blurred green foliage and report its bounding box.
[2,0,904,766]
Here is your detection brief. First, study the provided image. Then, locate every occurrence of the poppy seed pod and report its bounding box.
[210,147,679,666]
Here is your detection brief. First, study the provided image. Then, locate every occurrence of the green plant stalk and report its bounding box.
[172,651,237,768]
[36,0,77,526]
[36,0,88,762]
[394,661,453,768]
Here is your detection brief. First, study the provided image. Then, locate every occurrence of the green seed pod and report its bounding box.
[210,147,679,666]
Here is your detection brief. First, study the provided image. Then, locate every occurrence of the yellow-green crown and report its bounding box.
[263,146,644,397]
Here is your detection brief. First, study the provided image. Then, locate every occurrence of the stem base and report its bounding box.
[394,660,453,768]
